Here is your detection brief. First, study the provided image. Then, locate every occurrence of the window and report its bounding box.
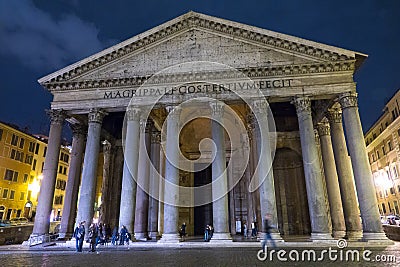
[377,151,380,159]
[10,149,16,159]
[388,202,392,213]
[27,191,32,201]
[12,171,18,182]
[60,152,64,161]
[4,169,13,181]
[41,162,44,172]
[23,174,28,183]
[382,203,387,214]
[25,154,33,164]
[388,141,393,151]
[395,201,399,215]
[2,189,8,199]
[382,146,386,155]
[390,187,396,195]
[32,159,37,170]
[9,190,15,200]
[29,175,34,183]
[393,165,398,178]
[63,167,67,175]
[35,143,39,155]
[0,128,3,141]
[11,134,18,146]
[54,195,63,205]
[379,191,383,198]
[28,142,35,153]
[372,154,375,162]
[20,192,25,201]
[64,154,69,163]
[19,138,24,149]
[43,147,47,157]
[58,165,63,174]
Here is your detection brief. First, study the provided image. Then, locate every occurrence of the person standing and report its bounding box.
[179,222,187,241]
[119,225,128,245]
[243,222,248,239]
[73,221,85,252]
[111,226,119,245]
[261,214,276,253]
[88,223,98,252]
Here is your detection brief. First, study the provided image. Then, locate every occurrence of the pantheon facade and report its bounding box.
[30,12,388,244]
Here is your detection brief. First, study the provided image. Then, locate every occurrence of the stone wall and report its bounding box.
[0,225,33,245]
[383,225,400,241]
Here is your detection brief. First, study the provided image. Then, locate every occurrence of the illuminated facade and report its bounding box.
[365,89,400,216]
[0,122,70,222]
[31,12,389,244]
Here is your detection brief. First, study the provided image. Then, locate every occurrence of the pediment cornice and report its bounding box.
[38,11,364,88]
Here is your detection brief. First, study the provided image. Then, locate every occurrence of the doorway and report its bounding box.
[194,164,213,235]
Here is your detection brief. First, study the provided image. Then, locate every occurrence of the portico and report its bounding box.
[30,11,390,245]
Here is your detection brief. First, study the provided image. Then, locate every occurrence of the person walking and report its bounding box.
[88,223,98,252]
[73,221,85,252]
[261,214,276,253]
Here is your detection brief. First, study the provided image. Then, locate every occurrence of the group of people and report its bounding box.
[73,222,132,252]
[73,214,276,253]
[242,220,258,238]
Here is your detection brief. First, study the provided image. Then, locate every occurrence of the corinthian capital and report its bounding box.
[251,98,269,115]
[70,123,86,137]
[326,108,342,124]
[291,96,311,115]
[210,101,225,117]
[126,106,141,121]
[46,109,66,125]
[317,122,330,136]
[166,105,182,120]
[88,108,107,124]
[338,92,358,109]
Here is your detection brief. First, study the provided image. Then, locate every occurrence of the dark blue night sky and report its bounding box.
[1,0,399,139]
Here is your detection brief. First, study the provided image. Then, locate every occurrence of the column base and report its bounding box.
[26,234,52,246]
[210,232,232,242]
[333,230,346,239]
[134,232,148,241]
[148,231,159,240]
[345,230,363,241]
[310,233,334,242]
[158,233,180,243]
[362,232,394,245]
[57,232,73,240]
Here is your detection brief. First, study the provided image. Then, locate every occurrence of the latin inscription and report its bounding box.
[104,79,293,99]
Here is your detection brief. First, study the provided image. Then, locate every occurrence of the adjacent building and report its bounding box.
[0,121,70,222]
[365,89,400,216]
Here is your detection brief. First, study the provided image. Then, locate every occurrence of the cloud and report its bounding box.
[0,0,108,72]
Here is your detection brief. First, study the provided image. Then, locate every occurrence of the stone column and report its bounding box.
[252,100,282,241]
[119,106,141,234]
[109,142,124,228]
[338,92,387,241]
[159,105,182,242]
[317,122,346,238]
[31,110,65,238]
[76,108,107,235]
[134,119,152,240]
[148,130,161,239]
[209,101,232,241]
[99,140,112,224]
[59,123,86,239]
[292,96,331,240]
[327,108,363,239]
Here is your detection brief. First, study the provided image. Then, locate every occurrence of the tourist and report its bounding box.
[73,221,85,252]
[111,226,119,245]
[179,222,187,241]
[261,214,276,253]
[88,223,98,252]
[243,222,248,239]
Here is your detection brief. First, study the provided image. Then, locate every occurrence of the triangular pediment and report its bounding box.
[39,11,366,90]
